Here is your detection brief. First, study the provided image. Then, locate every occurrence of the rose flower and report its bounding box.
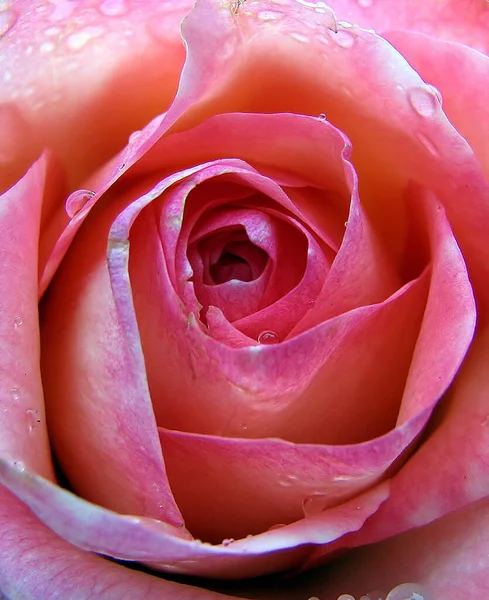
[0,0,488,598]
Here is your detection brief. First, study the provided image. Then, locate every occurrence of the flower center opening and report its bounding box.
[209,240,268,285]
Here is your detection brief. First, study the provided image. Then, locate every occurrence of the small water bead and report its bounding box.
[40,41,56,53]
[66,25,105,51]
[302,493,329,517]
[307,299,316,309]
[221,538,234,546]
[14,316,23,328]
[385,584,431,600]
[99,0,127,16]
[26,408,41,432]
[357,0,373,7]
[12,461,25,473]
[10,388,20,401]
[318,113,327,122]
[65,189,95,218]
[331,29,355,48]
[258,330,279,344]
[0,9,17,38]
[408,86,440,117]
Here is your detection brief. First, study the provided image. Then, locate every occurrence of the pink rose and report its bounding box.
[1,0,488,598]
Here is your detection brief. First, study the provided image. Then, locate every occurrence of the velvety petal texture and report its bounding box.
[1,0,489,597]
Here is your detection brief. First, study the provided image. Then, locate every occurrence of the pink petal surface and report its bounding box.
[240,497,489,600]
[0,457,388,579]
[324,0,489,54]
[0,485,234,600]
[0,155,54,482]
[384,31,489,178]
[0,0,191,191]
[40,191,185,528]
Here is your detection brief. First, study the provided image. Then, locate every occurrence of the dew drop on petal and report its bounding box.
[0,9,17,38]
[318,113,328,122]
[14,316,23,328]
[99,0,127,16]
[12,461,25,473]
[309,597,321,600]
[408,87,439,117]
[221,538,235,546]
[26,408,42,433]
[302,493,329,517]
[331,29,355,48]
[67,26,105,51]
[337,595,356,600]
[426,84,443,106]
[10,388,20,401]
[357,0,373,6]
[40,41,55,53]
[385,583,432,600]
[258,330,279,344]
[65,189,95,218]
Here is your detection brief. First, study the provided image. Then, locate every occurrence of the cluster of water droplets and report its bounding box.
[333,584,431,600]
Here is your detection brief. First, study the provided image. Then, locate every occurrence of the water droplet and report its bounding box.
[318,113,327,122]
[337,595,356,600]
[65,189,95,218]
[258,9,283,20]
[67,25,105,51]
[239,422,248,431]
[331,29,355,48]
[99,0,127,16]
[40,41,55,53]
[128,130,141,144]
[221,538,234,546]
[408,87,439,117]
[416,133,440,156]
[10,388,20,401]
[426,84,443,106]
[12,461,25,473]
[302,493,329,517]
[26,408,41,432]
[364,592,386,600]
[44,25,61,36]
[14,316,23,328]
[357,0,373,6]
[267,523,286,531]
[307,299,316,309]
[258,330,279,344]
[385,583,431,600]
[290,32,310,43]
[0,9,16,38]
[308,597,321,600]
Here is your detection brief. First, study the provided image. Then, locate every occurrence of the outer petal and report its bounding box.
[0,486,235,600]
[384,31,489,178]
[0,0,191,191]
[0,155,54,482]
[324,0,489,54]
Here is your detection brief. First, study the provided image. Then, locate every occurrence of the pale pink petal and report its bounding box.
[1,0,191,189]
[324,0,489,54]
[0,155,54,481]
[40,189,185,528]
[0,457,388,579]
[0,485,234,600]
[384,31,489,178]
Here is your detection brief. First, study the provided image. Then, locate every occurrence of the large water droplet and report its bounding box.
[12,461,25,473]
[385,583,431,600]
[258,330,279,344]
[302,493,329,517]
[26,408,41,433]
[0,9,17,38]
[408,87,439,117]
[67,25,105,51]
[331,29,355,48]
[14,316,23,328]
[337,595,356,600]
[99,0,127,16]
[65,189,95,218]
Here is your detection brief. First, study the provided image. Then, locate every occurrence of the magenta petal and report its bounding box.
[0,154,54,482]
[0,485,233,600]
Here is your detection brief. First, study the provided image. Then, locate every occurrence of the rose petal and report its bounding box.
[384,31,489,178]
[0,154,54,481]
[324,0,489,54]
[40,186,185,528]
[0,485,233,600]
